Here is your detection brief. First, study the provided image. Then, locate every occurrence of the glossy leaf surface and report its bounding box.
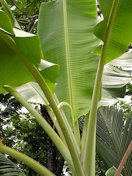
[38,0,100,121]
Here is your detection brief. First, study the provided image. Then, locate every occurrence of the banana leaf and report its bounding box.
[38,0,101,122]
[96,0,132,62]
[15,52,132,107]
[101,52,132,106]
[0,10,59,93]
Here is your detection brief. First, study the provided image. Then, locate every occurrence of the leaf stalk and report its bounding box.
[82,0,120,175]
[4,85,74,173]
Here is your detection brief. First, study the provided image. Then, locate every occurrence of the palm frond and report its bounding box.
[97,107,132,176]
[0,153,25,176]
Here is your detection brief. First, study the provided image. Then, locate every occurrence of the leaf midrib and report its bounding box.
[63,0,75,118]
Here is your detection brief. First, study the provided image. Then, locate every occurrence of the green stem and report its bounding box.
[4,85,74,173]
[82,0,120,175]
[55,96,80,146]
[0,142,55,176]
[45,105,67,145]
[82,56,103,176]
[23,64,84,176]
[80,112,89,159]
[74,120,80,147]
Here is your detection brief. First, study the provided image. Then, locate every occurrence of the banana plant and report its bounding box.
[0,0,132,176]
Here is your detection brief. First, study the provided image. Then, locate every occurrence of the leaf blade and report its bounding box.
[38,0,100,121]
[96,0,132,62]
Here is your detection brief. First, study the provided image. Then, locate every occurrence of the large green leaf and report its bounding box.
[17,50,132,107]
[38,0,100,121]
[96,0,132,62]
[0,10,58,93]
[97,107,132,176]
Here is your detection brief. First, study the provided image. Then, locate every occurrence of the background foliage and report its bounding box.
[0,94,64,176]
[5,0,47,33]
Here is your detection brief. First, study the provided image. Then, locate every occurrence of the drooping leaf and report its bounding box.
[101,52,132,106]
[0,32,32,92]
[13,28,42,66]
[95,0,132,62]
[16,82,48,105]
[38,0,100,121]
[99,89,118,107]
[0,20,59,93]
